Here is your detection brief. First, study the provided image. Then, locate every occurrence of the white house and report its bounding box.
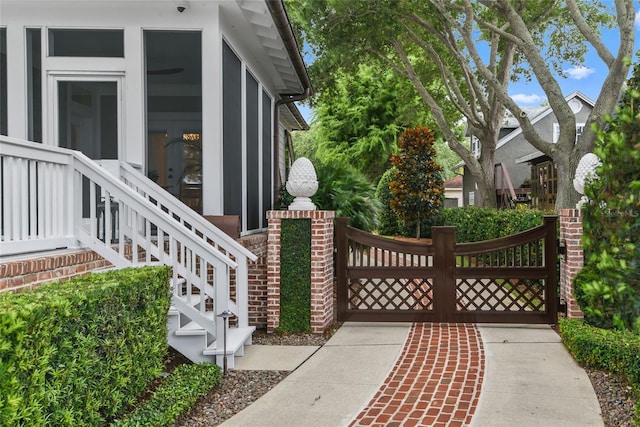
[0,0,312,367]
[0,0,311,234]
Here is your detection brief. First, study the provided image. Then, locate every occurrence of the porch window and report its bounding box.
[58,81,118,159]
[1,28,6,136]
[145,30,202,212]
[27,28,42,142]
[48,29,124,57]
[223,40,274,232]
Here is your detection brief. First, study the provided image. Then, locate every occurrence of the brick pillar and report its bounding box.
[266,210,335,334]
[559,208,584,318]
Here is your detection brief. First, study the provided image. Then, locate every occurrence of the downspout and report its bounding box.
[266,0,313,202]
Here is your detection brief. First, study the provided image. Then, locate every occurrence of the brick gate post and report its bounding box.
[266,210,336,334]
[559,208,584,318]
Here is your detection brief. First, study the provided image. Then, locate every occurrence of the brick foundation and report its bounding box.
[266,210,335,334]
[237,233,268,329]
[559,208,584,318]
[0,250,112,293]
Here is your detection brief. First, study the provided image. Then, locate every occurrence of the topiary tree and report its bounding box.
[579,57,640,333]
[375,167,402,236]
[389,127,444,239]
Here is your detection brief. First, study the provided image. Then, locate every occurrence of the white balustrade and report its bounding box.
[0,136,256,352]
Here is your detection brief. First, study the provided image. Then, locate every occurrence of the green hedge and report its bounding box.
[442,207,548,242]
[111,363,221,427]
[560,318,640,422]
[279,219,311,333]
[0,266,172,426]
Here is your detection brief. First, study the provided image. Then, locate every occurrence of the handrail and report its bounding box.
[1,136,255,341]
[71,152,238,269]
[118,161,257,262]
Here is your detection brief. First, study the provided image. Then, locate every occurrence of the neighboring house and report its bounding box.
[0,0,311,235]
[0,0,311,368]
[461,92,594,210]
[443,175,463,208]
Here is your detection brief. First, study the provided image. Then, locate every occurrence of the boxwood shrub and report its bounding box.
[560,318,640,422]
[111,363,221,427]
[0,266,172,426]
[442,207,548,242]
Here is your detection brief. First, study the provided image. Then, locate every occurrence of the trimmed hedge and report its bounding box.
[442,207,548,242]
[0,266,172,426]
[560,318,640,422]
[111,363,222,427]
[279,219,311,332]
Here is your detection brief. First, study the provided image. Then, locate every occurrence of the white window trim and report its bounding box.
[46,72,124,157]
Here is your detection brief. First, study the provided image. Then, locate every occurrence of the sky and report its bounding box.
[296,7,640,125]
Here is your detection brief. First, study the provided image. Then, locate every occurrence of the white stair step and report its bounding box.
[173,292,206,308]
[174,312,215,336]
[202,326,256,356]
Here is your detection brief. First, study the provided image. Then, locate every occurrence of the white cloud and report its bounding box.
[511,93,545,104]
[564,65,595,80]
[636,10,640,29]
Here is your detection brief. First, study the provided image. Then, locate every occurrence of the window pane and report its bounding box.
[145,31,202,212]
[246,72,259,230]
[27,29,42,142]
[223,41,242,217]
[0,28,7,135]
[49,29,124,57]
[58,81,118,159]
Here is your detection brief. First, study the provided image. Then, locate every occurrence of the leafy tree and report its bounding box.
[280,141,381,231]
[578,58,640,333]
[296,63,459,183]
[287,0,635,209]
[389,127,444,238]
[311,161,381,232]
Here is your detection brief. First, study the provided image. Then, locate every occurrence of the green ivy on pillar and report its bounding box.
[279,219,311,332]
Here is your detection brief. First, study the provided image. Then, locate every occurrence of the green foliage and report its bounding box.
[0,266,172,426]
[310,161,381,232]
[375,168,403,236]
[279,219,311,333]
[580,59,640,333]
[111,363,222,427]
[560,319,640,423]
[389,127,444,238]
[442,207,547,242]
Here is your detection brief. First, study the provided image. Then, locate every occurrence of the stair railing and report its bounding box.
[0,136,254,343]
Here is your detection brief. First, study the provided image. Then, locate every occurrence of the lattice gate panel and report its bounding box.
[456,278,546,312]
[348,277,434,311]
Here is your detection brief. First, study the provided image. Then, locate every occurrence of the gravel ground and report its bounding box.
[585,368,637,427]
[174,330,330,427]
[171,328,637,427]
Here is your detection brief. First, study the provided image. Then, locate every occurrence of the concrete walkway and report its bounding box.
[220,322,603,427]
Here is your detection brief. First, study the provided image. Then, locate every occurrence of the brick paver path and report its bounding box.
[350,323,485,427]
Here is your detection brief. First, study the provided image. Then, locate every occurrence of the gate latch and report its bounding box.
[558,239,567,257]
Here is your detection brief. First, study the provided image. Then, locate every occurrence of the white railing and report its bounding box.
[1,136,256,345]
[1,137,77,254]
[116,161,257,327]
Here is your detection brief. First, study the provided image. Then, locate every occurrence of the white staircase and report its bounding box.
[0,136,257,368]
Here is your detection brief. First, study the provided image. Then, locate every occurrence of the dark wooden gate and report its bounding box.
[335,216,558,324]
